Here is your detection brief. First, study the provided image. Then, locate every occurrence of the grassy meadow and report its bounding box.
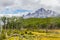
[1,29,60,40]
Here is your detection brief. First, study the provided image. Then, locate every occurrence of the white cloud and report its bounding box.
[0,0,60,16]
[0,0,60,9]
[0,12,29,17]
[40,0,59,6]
[0,0,14,7]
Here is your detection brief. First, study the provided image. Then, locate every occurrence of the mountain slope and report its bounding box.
[23,8,59,18]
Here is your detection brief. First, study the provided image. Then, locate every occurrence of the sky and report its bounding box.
[0,0,60,17]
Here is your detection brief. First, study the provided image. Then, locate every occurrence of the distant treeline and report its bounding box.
[1,16,60,30]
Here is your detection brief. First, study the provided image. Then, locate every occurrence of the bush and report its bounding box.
[0,33,6,40]
[28,32,33,35]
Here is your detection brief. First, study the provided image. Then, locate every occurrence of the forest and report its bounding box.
[1,17,60,30]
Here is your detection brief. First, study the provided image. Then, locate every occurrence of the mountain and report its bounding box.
[23,8,59,18]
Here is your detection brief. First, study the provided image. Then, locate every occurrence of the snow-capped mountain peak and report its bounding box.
[23,8,59,18]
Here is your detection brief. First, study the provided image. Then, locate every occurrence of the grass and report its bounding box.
[1,29,60,40]
[8,36,19,40]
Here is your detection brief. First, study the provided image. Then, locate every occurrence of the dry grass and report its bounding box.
[5,29,60,40]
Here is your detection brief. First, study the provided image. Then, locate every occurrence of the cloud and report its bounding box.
[0,0,60,9]
[0,0,60,16]
[0,12,29,17]
[0,0,14,7]
[40,0,59,6]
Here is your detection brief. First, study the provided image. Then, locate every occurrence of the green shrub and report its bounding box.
[28,32,33,35]
[0,33,6,40]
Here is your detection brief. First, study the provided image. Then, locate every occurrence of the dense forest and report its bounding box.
[1,16,60,30]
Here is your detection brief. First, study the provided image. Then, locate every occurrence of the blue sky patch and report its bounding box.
[0,9,32,14]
